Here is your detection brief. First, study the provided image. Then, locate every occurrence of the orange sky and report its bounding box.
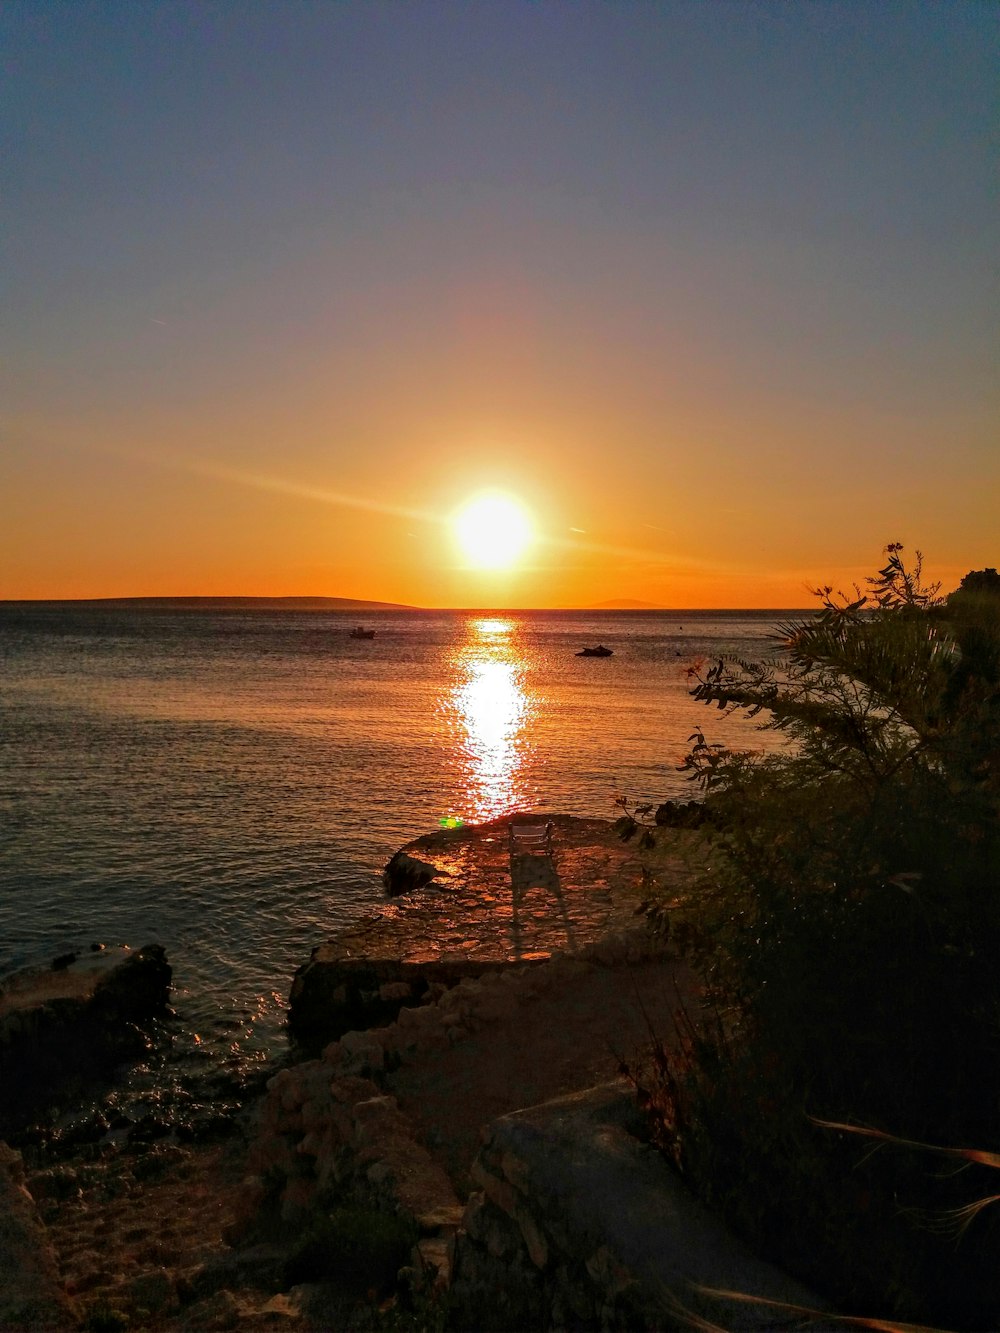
[3,4,996,608]
[3,417,982,608]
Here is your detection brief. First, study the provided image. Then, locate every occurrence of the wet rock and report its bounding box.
[383,851,450,897]
[0,945,172,1132]
[131,1144,188,1181]
[128,1114,172,1145]
[91,943,171,1016]
[24,1165,80,1201]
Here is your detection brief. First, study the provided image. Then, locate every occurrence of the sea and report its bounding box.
[0,606,799,1084]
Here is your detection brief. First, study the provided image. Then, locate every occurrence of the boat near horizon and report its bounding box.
[349,626,376,639]
[576,644,613,657]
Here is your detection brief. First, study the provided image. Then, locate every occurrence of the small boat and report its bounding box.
[576,644,613,657]
[350,626,376,639]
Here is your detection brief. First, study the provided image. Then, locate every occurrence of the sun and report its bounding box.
[452,493,533,570]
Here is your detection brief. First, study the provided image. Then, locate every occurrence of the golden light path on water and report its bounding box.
[446,617,535,822]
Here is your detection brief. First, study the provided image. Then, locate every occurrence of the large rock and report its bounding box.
[451,1082,838,1331]
[0,944,171,1130]
[383,851,450,897]
[0,1141,77,1330]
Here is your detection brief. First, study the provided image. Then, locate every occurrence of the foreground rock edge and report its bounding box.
[453,1081,838,1331]
[244,938,839,1330]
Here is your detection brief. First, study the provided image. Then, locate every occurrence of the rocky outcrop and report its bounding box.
[0,1142,77,1330]
[0,944,172,1129]
[245,968,839,1333]
[287,954,515,1049]
[241,1056,463,1299]
[383,850,450,897]
[451,1082,836,1331]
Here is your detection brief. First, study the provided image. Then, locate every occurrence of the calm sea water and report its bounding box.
[0,607,795,1067]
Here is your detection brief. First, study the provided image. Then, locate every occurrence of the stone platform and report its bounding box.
[288,814,701,1047]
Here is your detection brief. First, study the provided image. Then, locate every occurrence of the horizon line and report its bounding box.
[0,594,817,614]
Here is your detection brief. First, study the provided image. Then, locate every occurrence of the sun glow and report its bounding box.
[452,493,533,570]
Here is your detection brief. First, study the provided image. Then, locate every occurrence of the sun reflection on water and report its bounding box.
[444,618,536,821]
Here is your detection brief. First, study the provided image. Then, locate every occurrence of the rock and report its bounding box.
[189,1244,288,1298]
[654,798,707,828]
[288,814,695,1050]
[383,851,449,897]
[0,945,172,1131]
[378,980,413,1003]
[258,1291,302,1319]
[91,943,171,1016]
[280,1175,317,1223]
[289,959,428,1046]
[184,1288,244,1330]
[452,1083,836,1331]
[128,1267,178,1315]
[0,1141,77,1330]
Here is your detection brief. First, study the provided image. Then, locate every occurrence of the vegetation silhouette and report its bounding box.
[632,546,1000,1328]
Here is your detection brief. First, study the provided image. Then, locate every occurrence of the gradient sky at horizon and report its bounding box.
[3,0,996,607]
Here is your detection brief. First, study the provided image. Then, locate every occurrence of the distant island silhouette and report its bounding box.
[0,597,815,614]
[0,596,417,612]
[588,598,665,610]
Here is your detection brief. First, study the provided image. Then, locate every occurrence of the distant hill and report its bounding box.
[588,598,665,610]
[0,596,417,612]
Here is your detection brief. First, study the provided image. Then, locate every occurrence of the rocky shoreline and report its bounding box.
[0,945,173,1137]
[0,815,832,1331]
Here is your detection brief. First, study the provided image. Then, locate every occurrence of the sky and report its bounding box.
[2,0,996,608]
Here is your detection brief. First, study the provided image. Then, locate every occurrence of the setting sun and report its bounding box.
[452,494,534,571]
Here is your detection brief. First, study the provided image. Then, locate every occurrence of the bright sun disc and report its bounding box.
[453,494,533,570]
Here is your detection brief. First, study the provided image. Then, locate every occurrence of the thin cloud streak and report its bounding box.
[3,422,721,576]
[165,450,715,572]
[185,457,429,525]
[4,424,429,525]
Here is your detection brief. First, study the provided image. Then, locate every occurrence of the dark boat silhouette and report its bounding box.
[349,626,376,639]
[576,644,613,657]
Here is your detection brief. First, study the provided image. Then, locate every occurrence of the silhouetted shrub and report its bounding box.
[639,546,1000,1327]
